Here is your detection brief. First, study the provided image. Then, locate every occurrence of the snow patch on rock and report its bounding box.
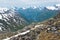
[46,6,57,10]
[0,7,9,13]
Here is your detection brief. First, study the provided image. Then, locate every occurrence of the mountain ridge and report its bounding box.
[0,4,60,32]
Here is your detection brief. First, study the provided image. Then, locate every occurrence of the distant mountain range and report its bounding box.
[0,4,60,32]
[17,4,60,22]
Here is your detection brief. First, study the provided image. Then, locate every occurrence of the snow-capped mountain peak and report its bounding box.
[0,8,28,32]
[56,4,60,7]
[45,4,60,10]
[46,6,59,10]
[22,7,26,9]
[55,4,60,10]
[33,6,37,9]
[0,7,9,13]
[46,6,57,10]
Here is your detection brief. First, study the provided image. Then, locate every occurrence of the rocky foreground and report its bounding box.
[3,13,60,40]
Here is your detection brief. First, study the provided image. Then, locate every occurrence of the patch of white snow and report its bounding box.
[33,6,37,9]
[46,6,57,10]
[0,8,9,13]
[22,7,26,9]
[0,27,2,31]
[0,15,2,19]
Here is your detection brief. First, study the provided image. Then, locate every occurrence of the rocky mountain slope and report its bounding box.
[0,8,28,32]
[2,12,60,40]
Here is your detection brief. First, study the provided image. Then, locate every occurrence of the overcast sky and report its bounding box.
[0,0,60,8]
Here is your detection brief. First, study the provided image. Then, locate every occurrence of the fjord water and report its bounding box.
[17,7,58,23]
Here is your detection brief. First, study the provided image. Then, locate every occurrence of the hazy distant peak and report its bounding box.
[46,6,56,10]
[22,7,26,9]
[45,5,60,10]
[33,6,37,9]
[56,4,60,7]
